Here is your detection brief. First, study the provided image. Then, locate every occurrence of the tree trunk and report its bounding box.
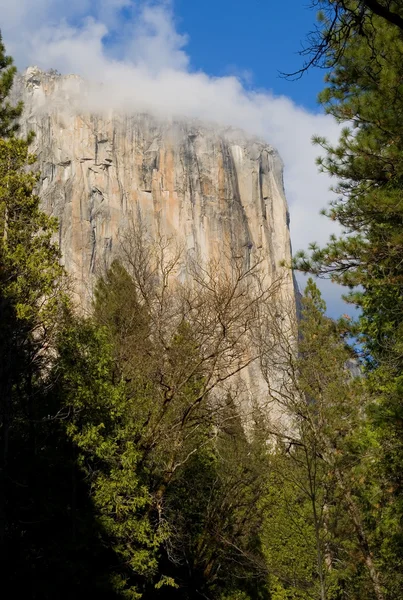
[306,447,327,600]
[334,466,385,600]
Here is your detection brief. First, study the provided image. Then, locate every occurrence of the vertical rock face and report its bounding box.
[13,67,297,416]
[15,67,295,308]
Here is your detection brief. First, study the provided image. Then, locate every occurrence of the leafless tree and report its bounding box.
[285,0,403,79]
[106,218,292,502]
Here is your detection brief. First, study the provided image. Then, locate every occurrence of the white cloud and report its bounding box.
[127,4,189,71]
[0,0,347,313]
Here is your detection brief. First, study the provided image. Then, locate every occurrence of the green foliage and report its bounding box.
[0,135,63,318]
[0,37,79,598]
[0,33,23,137]
[57,317,162,597]
[161,400,270,599]
[262,451,321,600]
[0,41,65,410]
[263,281,382,600]
[54,261,271,598]
[293,5,403,363]
[292,5,403,597]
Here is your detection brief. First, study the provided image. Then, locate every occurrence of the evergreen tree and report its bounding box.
[0,36,66,580]
[293,5,403,596]
[262,448,322,600]
[265,280,382,600]
[56,316,161,599]
[0,32,23,136]
[160,398,269,600]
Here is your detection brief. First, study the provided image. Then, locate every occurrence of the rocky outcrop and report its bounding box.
[14,67,294,309]
[11,67,298,419]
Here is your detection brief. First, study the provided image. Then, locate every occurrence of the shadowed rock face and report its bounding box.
[14,67,294,308]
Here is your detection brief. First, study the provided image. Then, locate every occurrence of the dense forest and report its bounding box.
[1,1,403,598]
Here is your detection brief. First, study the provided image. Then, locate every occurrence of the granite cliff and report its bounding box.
[14,67,294,308]
[13,67,296,415]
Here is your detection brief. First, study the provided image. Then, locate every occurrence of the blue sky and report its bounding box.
[0,0,349,315]
[174,0,325,110]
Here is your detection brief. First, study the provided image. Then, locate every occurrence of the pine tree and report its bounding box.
[56,316,161,599]
[294,6,403,358]
[161,398,270,600]
[0,33,23,137]
[265,280,383,600]
[0,36,66,580]
[292,6,403,596]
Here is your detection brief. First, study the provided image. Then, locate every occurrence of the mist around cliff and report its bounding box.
[0,0,344,311]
